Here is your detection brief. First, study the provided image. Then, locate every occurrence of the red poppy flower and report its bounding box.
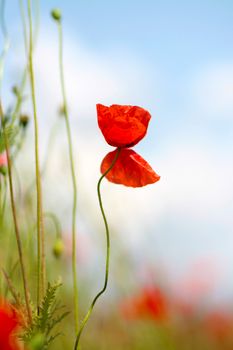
[101,149,160,187]
[0,300,21,350]
[97,103,160,187]
[97,104,151,148]
[121,286,169,321]
[204,311,233,340]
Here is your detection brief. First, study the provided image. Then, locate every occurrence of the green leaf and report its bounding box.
[0,124,19,153]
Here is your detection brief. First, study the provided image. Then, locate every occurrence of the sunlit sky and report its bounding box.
[2,1,233,302]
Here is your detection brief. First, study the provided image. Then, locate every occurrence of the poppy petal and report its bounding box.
[101,149,160,187]
[97,104,151,148]
[0,300,20,350]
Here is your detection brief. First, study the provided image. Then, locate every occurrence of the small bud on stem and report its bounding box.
[53,238,64,259]
[51,8,62,22]
[19,114,30,128]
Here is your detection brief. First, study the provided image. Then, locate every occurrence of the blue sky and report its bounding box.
[2,1,233,301]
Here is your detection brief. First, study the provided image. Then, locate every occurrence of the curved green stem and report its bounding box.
[74,148,121,350]
[44,212,62,239]
[55,17,79,332]
[27,0,45,308]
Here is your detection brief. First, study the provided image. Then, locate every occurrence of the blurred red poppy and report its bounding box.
[204,311,233,340]
[121,286,168,321]
[97,104,151,148]
[101,149,160,187]
[0,300,21,350]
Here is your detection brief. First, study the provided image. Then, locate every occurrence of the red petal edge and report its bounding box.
[97,104,151,148]
[101,149,160,187]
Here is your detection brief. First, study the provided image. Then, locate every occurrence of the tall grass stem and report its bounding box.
[27,0,45,308]
[55,17,79,332]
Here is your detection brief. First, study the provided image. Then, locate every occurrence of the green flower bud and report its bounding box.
[19,114,30,128]
[0,166,7,176]
[53,238,64,258]
[12,85,19,96]
[28,333,46,350]
[51,8,62,21]
[58,104,67,117]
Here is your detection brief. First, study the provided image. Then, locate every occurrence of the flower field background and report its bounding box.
[0,1,233,349]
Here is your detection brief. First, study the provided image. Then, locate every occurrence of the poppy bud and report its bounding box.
[28,333,46,350]
[53,238,64,258]
[19,114,30,128]
[51,8,62,22]
[58,104,67,117]
[0,166,7,176]
[12,85,19,96]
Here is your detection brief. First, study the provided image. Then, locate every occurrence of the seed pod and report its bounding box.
[53,238,64,259]
[19,114,30,128]
[51,8,62,21]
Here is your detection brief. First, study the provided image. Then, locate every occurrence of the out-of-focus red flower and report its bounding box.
[204,311,233,340]
[0,300,21,350]
[121,286,168,322]
[0,152,7,167]
[101,149,160,187]
[97,104,151,148]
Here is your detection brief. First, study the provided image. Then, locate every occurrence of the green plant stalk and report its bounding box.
[11,0,29,123]
[19,0,28,53]
[0,176,7,225]
[44,211,62,239]
[11,69,27,124]
[74,148,121,350]
[56,19,79,332]
[10,0,28,124]
[0,0,10,94]
[0,102,32,323]
[27,0,45,307]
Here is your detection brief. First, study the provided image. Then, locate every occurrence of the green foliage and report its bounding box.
[22,281,69,350]
[0,123,19,153]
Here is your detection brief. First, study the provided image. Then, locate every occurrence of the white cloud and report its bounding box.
[32,28,155,128]
[12,32,233,291]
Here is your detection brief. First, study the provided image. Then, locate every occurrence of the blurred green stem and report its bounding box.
[0,102,32,323]
[27,0,45,308]
[44,212,62,239]
[0,0,10,94]
[74,148,121,350]
[55,16,79,332]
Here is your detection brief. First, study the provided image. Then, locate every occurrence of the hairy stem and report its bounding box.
[74,148,121,350]
[27,0,45,307]
[55,17,79,332]
[0,102,32,323]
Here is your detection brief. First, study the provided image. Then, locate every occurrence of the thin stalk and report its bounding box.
[0,102,32,323]
[11,69,27,124]
[27,0,45,307]
[44,212,62,239]
[0,0,10,94]
[10,0,29,124]
[74,148,121,350]
[55,16,79,332]
[0,176,7,225]
[19,0,28,53]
